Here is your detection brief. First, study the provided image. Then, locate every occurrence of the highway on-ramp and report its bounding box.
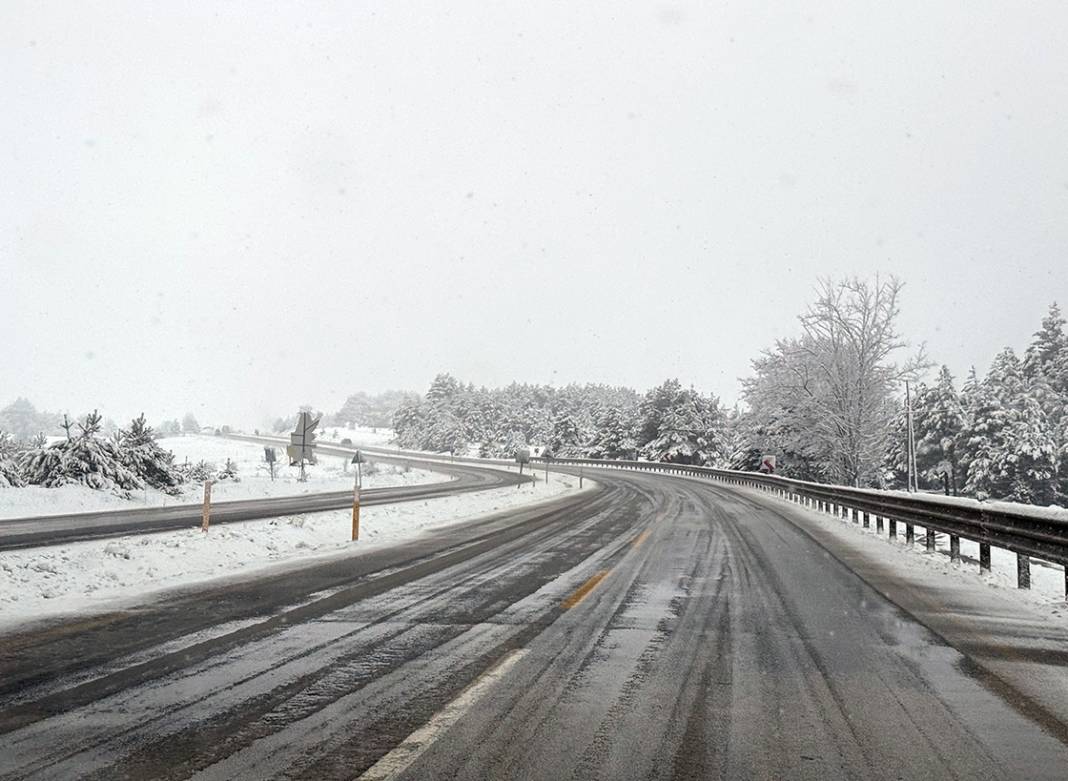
[1,463,1068,779]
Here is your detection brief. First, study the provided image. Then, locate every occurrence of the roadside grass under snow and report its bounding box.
[0,435,445,519]
[0,471,588,631]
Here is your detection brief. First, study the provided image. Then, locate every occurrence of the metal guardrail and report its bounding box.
[536,456,1068,597]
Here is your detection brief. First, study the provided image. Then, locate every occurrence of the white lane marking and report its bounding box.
[355,648,529,781]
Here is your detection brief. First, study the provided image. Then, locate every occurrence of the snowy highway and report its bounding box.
[2,465,1068,779]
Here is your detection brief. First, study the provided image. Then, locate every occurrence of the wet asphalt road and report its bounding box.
[1,467,1067,780]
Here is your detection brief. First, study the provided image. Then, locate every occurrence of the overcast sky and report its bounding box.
[3,1,1067,427]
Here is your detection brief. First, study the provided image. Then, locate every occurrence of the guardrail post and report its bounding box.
[979,543,991,574]
[949,535,960,563]
[925,528,936,552]
[862,511,870,529]
[875,515,884,533]
[889,518,897,539]
[906,524,915,545]
[1017,554,1031,589]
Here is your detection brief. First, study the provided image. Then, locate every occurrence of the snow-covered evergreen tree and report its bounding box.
[157,419,181,437]
[216,458,240,482]
[1023,302,1068,394]
[0,431,26,487]
[21,411,143,493]
[177,460,215,482]
[642,385,724,464]
[1022,302,1068,501]
[588,405,638,459]
[720,407,762,471]
[182,412,201,435]
[550,412,583,455]
[916,367,966,492]
[120,414,186,494]
[960,349,1058,503]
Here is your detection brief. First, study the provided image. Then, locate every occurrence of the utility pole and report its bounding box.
[905,381,918,492]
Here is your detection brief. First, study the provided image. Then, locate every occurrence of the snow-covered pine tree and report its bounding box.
[182,412,201,435]
[216,458,240,482]
[0,431,26,487]
[178,460,215,482]
[588,405,638,459]
[157,419,181,437]
[120,414,186,494]
[21,410,143,493]
[960,349,1058,504]
[0,398,43,443]
[720,407,762,471]
[880,400,912,490]
[643,386,724,465]
[550,412,583,456]
[916,367,966,493]
[1022,302,1068,502]
[1023,303,1068,394]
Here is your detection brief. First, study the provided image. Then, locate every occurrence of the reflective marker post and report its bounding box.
[352,481,360,541]
[201,480,213,532]
[351,451,363,541]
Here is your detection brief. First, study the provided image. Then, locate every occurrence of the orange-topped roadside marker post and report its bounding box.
[201,480,213,532]
[351,450,364,541]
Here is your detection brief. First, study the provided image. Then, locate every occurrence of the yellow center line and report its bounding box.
[561,570,610,610]
[632,530,651,548]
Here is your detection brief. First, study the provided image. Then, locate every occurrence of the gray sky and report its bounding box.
[3,1,1067,427]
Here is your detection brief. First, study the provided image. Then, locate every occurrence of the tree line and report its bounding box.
[382,278,1067,507]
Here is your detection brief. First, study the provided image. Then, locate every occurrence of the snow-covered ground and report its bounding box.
[0,435,445,519]
[0,471,589,631]
[319,426,395,447]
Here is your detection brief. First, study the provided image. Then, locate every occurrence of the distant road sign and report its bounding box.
[515,447,530,464]
[287,412,320,466]
[264,447,276,463]
[351,450,364,464]
[759,455,777,474]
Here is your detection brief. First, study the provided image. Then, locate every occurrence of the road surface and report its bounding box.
[1,466,1067,779]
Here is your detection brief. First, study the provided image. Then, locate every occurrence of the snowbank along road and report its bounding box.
[2,461,1068,780]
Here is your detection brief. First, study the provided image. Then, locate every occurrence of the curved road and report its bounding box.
[0,449,525,551]
[1,465,1067,779]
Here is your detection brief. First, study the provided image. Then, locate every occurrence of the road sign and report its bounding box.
[759,454,777,474]
[287,412,320,480]
[515,447,530,464]
[351,450,364,465]
[264,447,276,463]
